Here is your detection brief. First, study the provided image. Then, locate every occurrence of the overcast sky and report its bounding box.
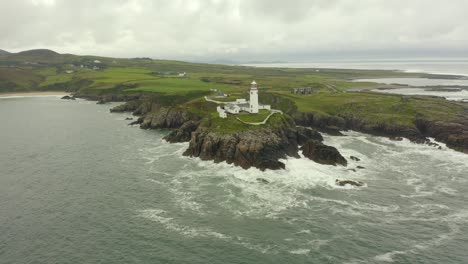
[1,0,468,62]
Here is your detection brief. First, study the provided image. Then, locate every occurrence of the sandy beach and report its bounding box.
[0,91,69,98]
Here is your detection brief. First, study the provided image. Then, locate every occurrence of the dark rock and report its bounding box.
[128,117,144,126]
[61,95,75,100]
[301,140,347,166]
[335,179,364,187]
[125,117,133,120]
[416,115,468,153]
[140,107,191,129]
[357,166,365,169]
[183,125,298,171]
[96,99,107,104]
[164,120,201,143]
[256,178,269,184]
[322,126,344,136]
[296,126,323,145]
[347,169,357,172]
[390,137,404,141]
[350,156,360,161]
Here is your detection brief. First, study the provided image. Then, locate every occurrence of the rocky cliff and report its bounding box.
[301,140,347,166]
[294,109,468,153]
[110,100,327,170]
[182,124,323,170]
[416,115,468,153]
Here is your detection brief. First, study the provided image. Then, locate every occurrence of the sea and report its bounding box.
[1,61,468,264]
[246,59,468,101]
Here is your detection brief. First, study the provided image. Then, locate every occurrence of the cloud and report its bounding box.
[1,0,468,61]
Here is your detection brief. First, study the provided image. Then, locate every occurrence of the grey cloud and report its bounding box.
[1,0,468,61]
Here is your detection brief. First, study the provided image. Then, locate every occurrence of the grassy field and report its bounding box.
[1,49,465,130]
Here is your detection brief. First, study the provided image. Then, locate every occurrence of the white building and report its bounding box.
[217,81,270,118]
[178,72,187,77]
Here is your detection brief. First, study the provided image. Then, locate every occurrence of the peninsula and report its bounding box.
[1,49,467,170]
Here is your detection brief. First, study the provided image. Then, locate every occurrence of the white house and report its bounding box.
[217,81,270,118]
[178,72,187,77]
[94,60,101,64]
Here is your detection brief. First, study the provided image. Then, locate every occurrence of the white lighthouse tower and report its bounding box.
[249,80,259,114]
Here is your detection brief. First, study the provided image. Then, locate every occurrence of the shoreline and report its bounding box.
[0,91,69,98]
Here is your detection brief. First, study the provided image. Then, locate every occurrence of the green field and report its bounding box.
[0,49,465,131]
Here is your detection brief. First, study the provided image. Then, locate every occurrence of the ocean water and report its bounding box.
[1,96,468,264]
[246,60,468,100]
[244,59,468,76]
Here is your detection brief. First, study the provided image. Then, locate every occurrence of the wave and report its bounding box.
[138,208,277,254]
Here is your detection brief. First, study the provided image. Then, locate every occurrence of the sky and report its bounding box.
[1,0,468,62]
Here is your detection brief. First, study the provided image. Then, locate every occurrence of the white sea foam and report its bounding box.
[374,250,408,262]
[136,128,468,262]
[139,208,277,254]
[306,239,329,249]
[289,248,310,255]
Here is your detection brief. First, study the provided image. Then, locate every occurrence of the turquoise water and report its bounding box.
[1,96,468,263]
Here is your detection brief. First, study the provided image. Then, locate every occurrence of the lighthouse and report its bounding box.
[249,80,259,114]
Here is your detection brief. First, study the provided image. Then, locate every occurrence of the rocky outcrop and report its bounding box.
[140,107,192,129]
[156,115,326,170]
[293,110,468,153]
[108,97,338,170]
[295,111,423,140]
[164,120,201,143]
[301,140,347,166]
[296,126,324,144]
[61,95,75,100]
[183,127,290,170]
[416,115,468,153]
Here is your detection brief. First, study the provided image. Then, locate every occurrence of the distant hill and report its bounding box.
[0,49,10,55]
[16,49,60,57]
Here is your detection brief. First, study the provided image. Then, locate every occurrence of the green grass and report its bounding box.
[205,111,289,134]
[278,91,463,126]
[1,52,465,131]
[236,110,271,123]
[125,77,234,94]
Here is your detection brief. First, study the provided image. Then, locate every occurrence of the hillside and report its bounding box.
[0,49,10,55]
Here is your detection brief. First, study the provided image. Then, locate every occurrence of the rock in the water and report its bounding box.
[357,166,365,169]
[125,117,133,120]
[301,140,347,166]
[390,136,404,141]
[350,156,360,161]
[96,100,107,104]
[256,178,269,184]
[335,179,364,187]
[128,117,144,126]
[183,127,292,171]
[61,95,75,100]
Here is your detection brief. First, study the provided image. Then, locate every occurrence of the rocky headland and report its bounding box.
[108,97,345,170]
[101,93,468,170]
